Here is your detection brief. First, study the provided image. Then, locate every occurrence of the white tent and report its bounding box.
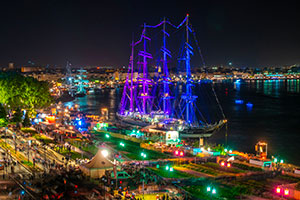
[80,149,114,178]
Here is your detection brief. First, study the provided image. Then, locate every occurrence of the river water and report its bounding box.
[68,79,300,165]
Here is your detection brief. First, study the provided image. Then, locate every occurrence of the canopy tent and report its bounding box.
[80,149,114,178]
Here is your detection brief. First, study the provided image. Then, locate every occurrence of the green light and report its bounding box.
[166,166,169,170]
[274,158,278,163]
[120,142,125,147]
[212,188,216,194]
[170,167,174,172]
[207,186,211,192]
[105,134,110,138]
[141,152,146,158]
[93,126,97,130]
[156,164,159,168]
[224,148,228,152]
[280,159,284,164]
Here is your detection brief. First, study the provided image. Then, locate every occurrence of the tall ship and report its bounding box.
[117,15,227,139]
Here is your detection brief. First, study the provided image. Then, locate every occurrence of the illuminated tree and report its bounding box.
[0,72,53,116]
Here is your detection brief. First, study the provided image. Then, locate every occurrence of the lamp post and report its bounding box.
[207,186,216,199]
[165,165,173,178]
[141,152,147,199]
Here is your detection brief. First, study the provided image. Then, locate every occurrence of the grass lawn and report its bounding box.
[203,162,246,173]
[135,193,170,200]
[149,166,195,179]
[32,134,53,144]
[66,138,98,155]
[180,163,223,176]
[183,184,249,200]
[60,149,87,160]
[22,160,34,167]
[21,127,38,134]
[232,162,263,172]
[93,131,168,160]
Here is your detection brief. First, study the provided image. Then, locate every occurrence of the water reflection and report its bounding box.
[65,79,300,165]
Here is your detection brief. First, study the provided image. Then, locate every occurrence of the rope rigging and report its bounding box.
[119,15,226,133]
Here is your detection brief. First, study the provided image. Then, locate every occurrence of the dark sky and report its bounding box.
[0,0,300,68]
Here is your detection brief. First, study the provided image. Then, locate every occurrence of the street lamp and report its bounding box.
[212,188,216,194]
[275,186,289,198]
[119,142,125,147]
[207,186,211,192]
[280,159,284,164]
[206,186,216,199]
[140,152,147,199]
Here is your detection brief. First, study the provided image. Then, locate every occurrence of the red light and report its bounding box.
[284,189,289,196]
[180,151,184,157]
[175,150,179,156]
[221,161,225,166]
[119,180,122,184]
[276,187,281,194]
[75,185,78,188]
[227,163,231,168]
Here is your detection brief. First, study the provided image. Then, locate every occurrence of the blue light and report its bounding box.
[235,100,244,104]
[21,190,25,195]
[246,102,253,107]
[234,79,241,84]
[78,120,82,126]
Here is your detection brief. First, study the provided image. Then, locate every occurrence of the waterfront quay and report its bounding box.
[0,72,299,199]
[2,100,299,199]
[1,1,300,199]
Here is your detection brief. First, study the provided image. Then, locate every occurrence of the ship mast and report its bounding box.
[119,39,135,115]
[130,39,134,112]
[138,23,152,115]
[182,14,197,125]
[65,61,72,85]
[161,17,172,116]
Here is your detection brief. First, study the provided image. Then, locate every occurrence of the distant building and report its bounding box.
[21,65,45,73]
[8,62,14,69]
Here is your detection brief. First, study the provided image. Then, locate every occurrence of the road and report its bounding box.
[1,128,67,173]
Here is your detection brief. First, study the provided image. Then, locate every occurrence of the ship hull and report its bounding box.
[116,114,150,127]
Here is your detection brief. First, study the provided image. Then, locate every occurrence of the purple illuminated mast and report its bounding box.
[161,17,172,115]
[119,23,153,116]
[130,39,134,112]
[181,14,198,125]
[119,40,135,115]
[137,23,153,114]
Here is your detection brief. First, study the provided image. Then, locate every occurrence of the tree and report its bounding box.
[23,112,31,127]
[0,104,7,127]
[0,72,53,116]
[12,107,22,123]
[0,118,7,127]
[0,104,6,119]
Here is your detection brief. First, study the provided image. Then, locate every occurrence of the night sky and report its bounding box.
[0,0,300,68]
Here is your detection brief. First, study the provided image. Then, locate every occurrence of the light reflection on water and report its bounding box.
[69,80,300,165]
